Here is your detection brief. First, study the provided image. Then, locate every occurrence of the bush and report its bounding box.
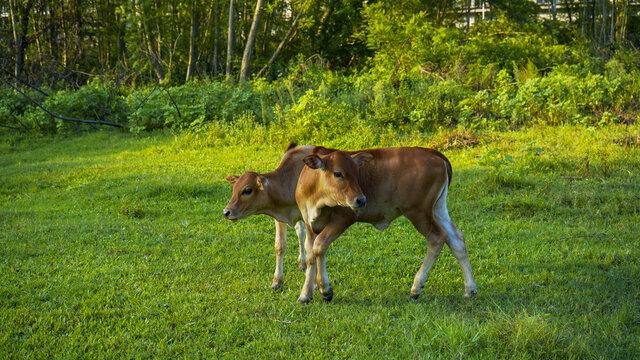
[0,87,39,131]
[362,7,577,89]
[17,79,128,133]
[127,81,281,133]
[458,65,636,127]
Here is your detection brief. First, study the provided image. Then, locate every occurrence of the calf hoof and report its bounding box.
[298,259,306,272]
[410,286,422,300]
[463,288,478,298]
[271,279,283,291]
[297,295,312,304]
[322,288,334,303]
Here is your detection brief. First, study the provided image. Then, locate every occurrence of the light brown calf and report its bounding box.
[224,143,314,290]
[295,147,477,303]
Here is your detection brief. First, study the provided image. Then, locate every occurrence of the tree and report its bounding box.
[239,0,266,83]
[610,0,616,42]
[10,0,34,83]
[186,1,200,82]
[139,1,165,83]
[213,1,222,76]
[226,0,236,78]
[257,4,307,79]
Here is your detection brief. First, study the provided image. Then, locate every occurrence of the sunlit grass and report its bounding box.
[1,125,639,358]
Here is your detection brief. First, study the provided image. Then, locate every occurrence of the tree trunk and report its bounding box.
[581,0,586,36]
[140,2,165,82]
[610,0,616,43]
[9,0,18,47]
[619,0,627,43]
[213,1,222,76]
[31,4,44,76]
[186,3,200,82]
[61,1,69,69]
[314,4,331,49]
[256,8,305,79]
[260,2,271,54]
[591,0,596,39]
[94,0,104,72]
[600,0,607,44]
[73,0,84,74]
[116,11,127,67]
[241,0,248,41]
[239,0,265,83]
[226,0,236,78]
[48,2,57,61]
[12,0,34,83]
[564,0,573,23]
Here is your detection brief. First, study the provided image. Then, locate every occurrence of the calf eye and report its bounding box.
[242,187,253,195]
[333,171,343,178]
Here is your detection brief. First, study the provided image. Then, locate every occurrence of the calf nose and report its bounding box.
[355,196,367,208]
[223,209,231,218]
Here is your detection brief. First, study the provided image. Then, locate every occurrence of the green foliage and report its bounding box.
[0,87,39,131]
[463,18,572,80]
[362,8,464,77]
[126,81,281,133]
[3,16,640,136]
[356,76,471,130]
[363,10,578,86]
[457,64,639,128]
[16,80,128,133]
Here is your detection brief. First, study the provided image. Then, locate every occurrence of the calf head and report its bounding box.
[302,150,372,210]
[223,172,269,221]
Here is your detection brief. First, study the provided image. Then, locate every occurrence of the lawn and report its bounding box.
[1,125,639,358]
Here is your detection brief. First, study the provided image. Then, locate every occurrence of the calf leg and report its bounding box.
[433,188,477,297]
[272,220,287,290]
[445,222,477,297]
[298,223,317,304]
[298,211,354,304]
[405,211,447,299]
[295,221,306,271]
[313,221,352,302]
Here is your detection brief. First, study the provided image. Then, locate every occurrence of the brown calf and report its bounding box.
[224,143,314,290]
[295,147,477,303]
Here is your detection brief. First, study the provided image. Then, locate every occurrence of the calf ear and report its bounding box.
[225,175,239,185]
[303,155,325,170]
[256,175,269,190]
[351,152,373,167]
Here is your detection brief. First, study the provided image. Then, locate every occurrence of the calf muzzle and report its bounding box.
[352,196,367,209]
[223,208,237,221]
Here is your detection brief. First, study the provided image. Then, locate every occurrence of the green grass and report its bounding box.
[1,126,639,358]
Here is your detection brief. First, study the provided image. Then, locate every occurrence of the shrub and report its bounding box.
[19,79,128,133]
[126,81,280,133]
[0,87,39,132]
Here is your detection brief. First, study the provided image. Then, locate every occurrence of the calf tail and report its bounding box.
[442,155,452,188]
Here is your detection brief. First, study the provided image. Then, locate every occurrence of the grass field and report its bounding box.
[1,125,639,358]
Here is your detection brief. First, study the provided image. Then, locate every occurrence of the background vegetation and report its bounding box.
[1,0,640,135]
